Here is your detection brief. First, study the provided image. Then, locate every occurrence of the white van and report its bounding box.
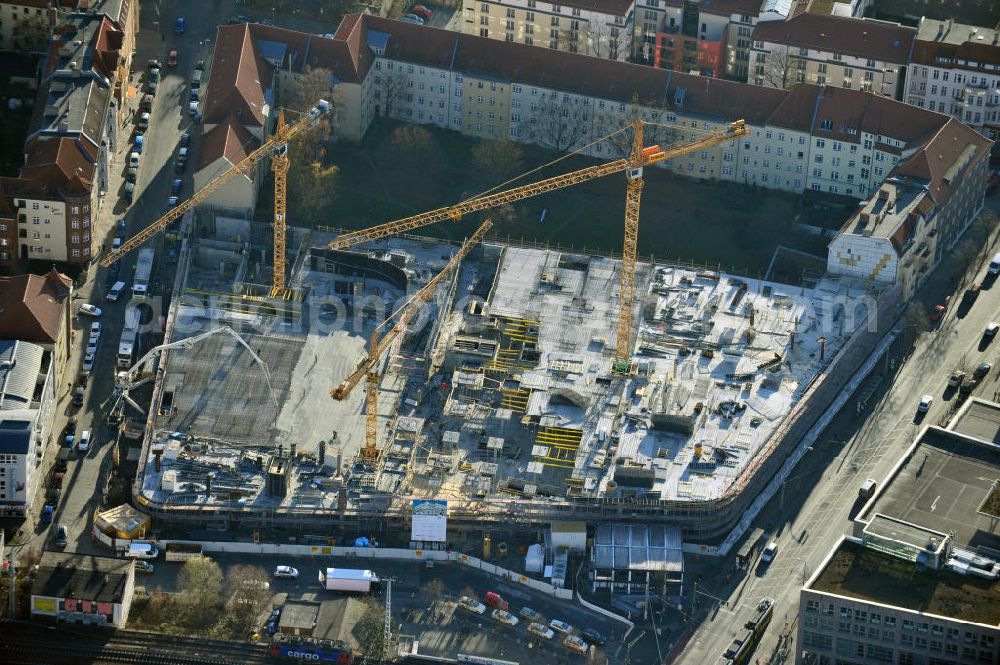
[107,281,126,302]
[859,478,877,500]
[989,253,1000,276]
[126,542,160,560]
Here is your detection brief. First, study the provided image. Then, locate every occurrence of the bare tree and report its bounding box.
[603,95,680,159]
[588,22,634,61]
[177,556,223,628]
[378,69,409,119]
[353,596,392,663]
[224,564,272,636]
[471,139,524,186]
[390,124,434,166]
[527,93,591,153]
[757,48,792,88]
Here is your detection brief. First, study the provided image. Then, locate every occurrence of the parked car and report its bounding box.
[41,504,54,525]
[190,88,200,102]
[123,181,135,204]
[929,304,946,321]
[54,525,68,548]
[549,619,573,635]
[491,609,519,627]
[90,322,102,338]
[62,420,76,445]
[180,132,191,147]
[147,58,161,70]
[175,16,186,33]
[528,622,555,640]
[171,179,182,196]
[149,66,161,83]
[174,159,186,174]
[986,322,999,338]
[195,60,205,71]
[483,591,508,610]
[112,237,122,250]
[129,152,140,168]
[126,166,138,183]
[134,134,144,154]
[917,394,933,413]
[975,362,992,379]
[188,101,199,117]
[167,49,178,67]
[581,628,606,646]
[167,196,179,209]
[564,635,589,654]
[137,112,150,130]
[78,430,91,452]
[761,541,778,562]
[274,565,299,579]
[79,303,102,317]
[265,608,281,634]
[72,386,85,407]
[520,607,543,622]
[86,337,99,355]
[412,4,432,19]
[140,94,154,112]
[400,13,424,23]
[458,596,487,614]
[82,351,95,373]
[135,561,155,574]
[146,79,158,95]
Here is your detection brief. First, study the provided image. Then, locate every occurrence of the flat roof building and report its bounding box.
[30,552,136,627]
[798,401,1000,665]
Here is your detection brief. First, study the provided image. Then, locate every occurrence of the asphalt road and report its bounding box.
[674,202,1000,665]
[136,551,633,664]
[5,0,229,560]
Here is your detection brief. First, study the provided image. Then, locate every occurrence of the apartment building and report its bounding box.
[0,1,136,269]
[750,13,914,99]
[462,0,635,60]
[906,18,1000,143]
[798,410,1000,665]
[212,15,991,283]
[827,118,990,299]
[0,0,50,53]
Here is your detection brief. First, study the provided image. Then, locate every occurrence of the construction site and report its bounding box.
[104,111,896,544]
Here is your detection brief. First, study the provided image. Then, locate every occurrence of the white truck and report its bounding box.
[118,305,141,369]
[318,567,379,593]
[133,247,155,298]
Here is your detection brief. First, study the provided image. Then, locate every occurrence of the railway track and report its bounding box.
[0,623,271,665]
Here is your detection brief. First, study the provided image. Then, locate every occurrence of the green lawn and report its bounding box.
[263,120,847,276]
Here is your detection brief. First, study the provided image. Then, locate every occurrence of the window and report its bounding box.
[506,7,515,17]
[813,168,822,177]
[814,155,823,164]
[512,84,522,93]
[480,2,489,11]
[526,11,534,20]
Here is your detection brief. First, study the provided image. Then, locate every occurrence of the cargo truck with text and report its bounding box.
[133,247,154,298]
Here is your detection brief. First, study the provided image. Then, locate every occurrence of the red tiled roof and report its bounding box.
[0,270,71,345]
[751,13,915,63]
[196,115,261,172]
[894,117,993,206]
[17,137,97,199]
[204,23,269,126]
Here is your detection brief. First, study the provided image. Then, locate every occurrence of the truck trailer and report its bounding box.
[133,247,155,298]
[318,568,379,593]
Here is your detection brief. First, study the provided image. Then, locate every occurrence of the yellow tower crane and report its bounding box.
[99,100,332,294]
[331,219,493,462]
[325,120,749,370]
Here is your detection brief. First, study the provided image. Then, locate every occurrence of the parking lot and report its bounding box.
[137,551,629,664]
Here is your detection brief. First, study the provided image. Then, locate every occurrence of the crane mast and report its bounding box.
[99,100,332,291]
[272,111,291,292]
[331,220,493,461]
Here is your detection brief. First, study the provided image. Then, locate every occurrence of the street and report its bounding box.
[5,0,232,561]
[674,203,1000,665]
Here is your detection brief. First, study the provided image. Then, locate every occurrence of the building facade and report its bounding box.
[0,0,50,53]
[906,18,1000,143]
[750,14,914,99]
[30,552,136,627]
[462,0,636,60]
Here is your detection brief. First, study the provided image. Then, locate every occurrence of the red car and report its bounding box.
[412,4,432,19]
[929,304,946,321]
[167,50,178,67]
[483,591,508,611]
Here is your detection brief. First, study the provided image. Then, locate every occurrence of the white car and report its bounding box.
[274,565,299,579]
[86,337,99,355]
[491,609,519,627]
[917,395,933,413]
[78,429,91,452]
[549,619,573,634]
[986,322,999,337]
[458,596,487,614]
[79,303,102,317]
[90,322,101,338]
[528,622,555,640]
[761,541,778,563]
[82,351,95,373]
[564,635,590,654]
[129,152,140,168]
